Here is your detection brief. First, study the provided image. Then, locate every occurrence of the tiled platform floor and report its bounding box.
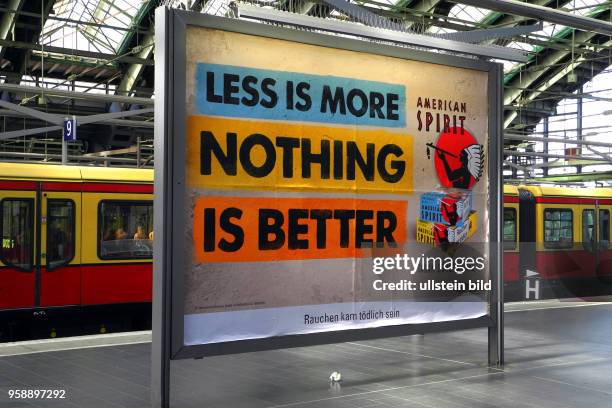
[1,300,611,407]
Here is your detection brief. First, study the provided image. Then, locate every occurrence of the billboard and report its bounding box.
[154,10,503,359]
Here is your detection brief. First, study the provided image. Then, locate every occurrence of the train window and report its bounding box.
[503,208,517,250]
[98,201,153,260]
[544,209,573,249]
[599,210,610,249]
[47,200,75,270]
[0,199,34,271]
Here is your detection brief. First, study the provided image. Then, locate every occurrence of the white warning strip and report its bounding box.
[0,300,610,357]
[0,330,152,357]
[505,298,612,313]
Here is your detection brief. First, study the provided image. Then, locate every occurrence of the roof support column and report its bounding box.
[0,0,24,56]
[543,116,549,177]
[576,86,583,174]
[448,0,612,36]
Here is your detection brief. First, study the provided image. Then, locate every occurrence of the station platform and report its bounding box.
[1,299,611,408]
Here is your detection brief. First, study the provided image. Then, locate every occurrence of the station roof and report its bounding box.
[0,0,609,181]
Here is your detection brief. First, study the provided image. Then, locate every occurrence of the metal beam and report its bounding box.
[104,118,154,128]
[3,0,56,86]
[577,85,583,173]
[0,125,62,140]
[437,22,543,43]
[504,150,611,163]
[401,0,447,31]
[504,104,556,116]
[0,151,147,164]
[585,145,612,163]
[483,0,572,37]
[285,0,316,14]
[0,109,154,128]
[83,145,139,157]
[0,39,154,65]
[449,0,612,36]
[503,160,550,177]
[0,105,154,139]
[116,34,155,96]
[498,5,609,127]
[0,102,152,124]
[506,85,612,103]
[504,27,601,104]
[359,3,474,32]
[0,0,23,56]
[0,100,63,124]
[77,108,154,125]
[504,38,612,127]
[0,6,150,34]
[504,134,612,149]
[237,4,529,62]
[543,116,549,176]
[503,158,563,173]
[320,0,405,31]
[0,83,154,105]
[536,171,612,182]
[115,0,164,97]
[540,159,605,168]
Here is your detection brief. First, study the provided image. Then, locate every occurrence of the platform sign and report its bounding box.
[153,10,503,392]
[63,117,77,141]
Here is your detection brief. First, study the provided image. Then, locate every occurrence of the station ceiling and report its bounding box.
[0,0,610,172]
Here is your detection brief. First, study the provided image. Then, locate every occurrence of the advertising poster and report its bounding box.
[182,27,491,346]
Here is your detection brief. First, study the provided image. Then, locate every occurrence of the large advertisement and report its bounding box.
[183,27,490,346]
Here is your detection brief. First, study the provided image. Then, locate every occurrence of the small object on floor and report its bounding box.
[329,371,342,382]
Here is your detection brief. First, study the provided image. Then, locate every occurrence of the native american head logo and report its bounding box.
[426,127,484,190]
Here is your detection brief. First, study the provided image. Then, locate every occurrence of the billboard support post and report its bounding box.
[153,7,504,407]
[488,63,504,366]
[152,7,172,408]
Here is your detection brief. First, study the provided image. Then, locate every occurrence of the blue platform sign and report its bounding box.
[63,117,77,141]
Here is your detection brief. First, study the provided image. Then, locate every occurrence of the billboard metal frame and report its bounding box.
[153,6,504,407]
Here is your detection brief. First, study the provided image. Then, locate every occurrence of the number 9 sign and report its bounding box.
[63,117,77,141]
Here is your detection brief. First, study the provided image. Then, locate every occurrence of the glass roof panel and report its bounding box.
[526,70,612,176]
[428,4,494,35]
[449,4,491,24]
[570,0,606,16]
[202,0,231,16]
[493,58,520,72]
[40,0,144,54]
[428,26,457,35]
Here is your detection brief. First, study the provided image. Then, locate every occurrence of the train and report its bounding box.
[0,163,153,339]
[0,163,610,339]
[503,184,612,298]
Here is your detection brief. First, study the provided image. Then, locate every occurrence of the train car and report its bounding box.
[503,184,612,298]
[0,163,153,339]
[1,161,610,339]
[503,185,520,285]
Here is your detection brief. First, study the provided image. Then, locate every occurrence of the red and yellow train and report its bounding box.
[503,184,612,295]
[0,163,152,338]
[0,163,610,338]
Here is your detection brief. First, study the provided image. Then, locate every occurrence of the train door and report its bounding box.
[518,188,536,296]
[39,185,81,306]
[578,202,612,290]
[0,182,37,309]
[595,203,611,281]
[503,205,519,283]
[580,205,598,280]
